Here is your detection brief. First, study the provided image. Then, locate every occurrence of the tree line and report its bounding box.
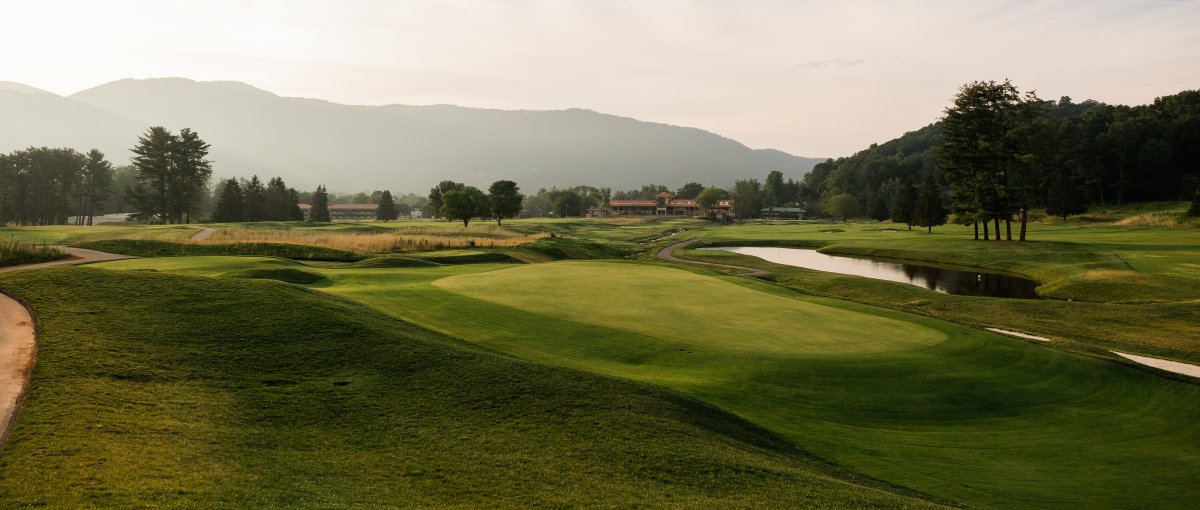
[212,176,305,222]
[427,180,524,226]
[0,147,115,225]
[797,85,1200,238]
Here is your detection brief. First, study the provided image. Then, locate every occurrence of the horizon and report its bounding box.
[4,0,1199,159]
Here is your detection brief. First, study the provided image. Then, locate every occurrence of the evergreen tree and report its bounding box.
[288,188,304,220]
[914,174,948,233]
[1188,188,1200,217]
[80,149,114,226]
[891,178,917,230]
[212,178,245,222]
[170,128,212,223]
[1046,172,1088,220]
[128,126,176,223]
[487,180,524,226]
[376,190,399,221]
[264,177,293,220]
[310,185,331,222]
[243,176,266,221]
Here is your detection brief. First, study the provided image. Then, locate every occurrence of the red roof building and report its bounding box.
[589,192,734,219]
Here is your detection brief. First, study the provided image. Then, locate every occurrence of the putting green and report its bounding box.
[434,261,946,355]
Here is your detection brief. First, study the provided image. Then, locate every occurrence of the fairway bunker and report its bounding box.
[701,246,1041,299]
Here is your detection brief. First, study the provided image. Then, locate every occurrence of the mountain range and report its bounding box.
[0,78,821,192]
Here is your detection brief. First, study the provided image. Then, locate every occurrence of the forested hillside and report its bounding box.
[799,89,1200,219]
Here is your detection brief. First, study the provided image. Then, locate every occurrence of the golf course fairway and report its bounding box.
[94,257,1200,508]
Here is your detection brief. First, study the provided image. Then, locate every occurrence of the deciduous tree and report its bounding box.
[488,180,523,225]
[441,186,490,226]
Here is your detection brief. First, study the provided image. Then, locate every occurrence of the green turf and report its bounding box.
[672,221,1200,364]
[74,239,364,261]
[0,267,941,508]
[94,256,1200,508]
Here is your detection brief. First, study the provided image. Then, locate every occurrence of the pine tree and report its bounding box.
[264,177,293,220]
[127,126,175,223]
[81,149,113,226]
[212,178,245,222]
[243,176,266,221]
[914,174,948,233]
[310,185,331,222]
[170,128,212,223]
[376,190,399,221]
[891,178,917,230]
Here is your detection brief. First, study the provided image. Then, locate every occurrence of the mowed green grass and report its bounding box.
[0,267,942,508]
[96,256,1200,509]
[677,221,1200,363]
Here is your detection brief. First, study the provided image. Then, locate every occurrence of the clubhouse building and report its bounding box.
[588,192,735,219]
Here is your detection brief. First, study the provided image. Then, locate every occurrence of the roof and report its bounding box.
[654,191,675,198]
[608,200,656,206]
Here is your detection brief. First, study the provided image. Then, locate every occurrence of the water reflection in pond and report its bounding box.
[699,246,1040,299]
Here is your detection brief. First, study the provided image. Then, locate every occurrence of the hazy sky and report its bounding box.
[4,0,1199,157]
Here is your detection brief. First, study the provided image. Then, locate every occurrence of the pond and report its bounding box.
[698,246,1041,299]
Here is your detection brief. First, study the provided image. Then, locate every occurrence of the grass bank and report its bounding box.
[95,257,1200,509]
[0,267,939,508]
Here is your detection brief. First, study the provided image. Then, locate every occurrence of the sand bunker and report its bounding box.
[0,293,35,444]
[986,328,1050,342]
[1113,352,1200,378]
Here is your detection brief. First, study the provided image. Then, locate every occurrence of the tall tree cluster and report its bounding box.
[795,86,1200,230]
[126,126,214,223]
[211,175,303,222]
[0,147,114,225]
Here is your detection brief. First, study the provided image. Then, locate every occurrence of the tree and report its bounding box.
[310,185,331,222]
[80,149,114,226]
[441,186,490,226]
[212,178,245,222]
[1188,188,1200,217]
[732,179,762,218]
[428,180,464,219]
[891,178,917,230]
[675,182,705,200]
[914,174,948,233]
[695,187,729,217]
[545,188,582,217]
[488,180,523,226]
[264,177,294,221]
[171,128,212,223]
[1046,172,1087,220]
[243,176,266,221]
[827,193,859,222]
[763,170,785,209]
[376,190,399,221]
[127,126,176,223]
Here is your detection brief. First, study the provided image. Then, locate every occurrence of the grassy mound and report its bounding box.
[347,256,440,268]
[75,239,363,262]
[520,237,633,260]
[222,267,327,284]
[0,268,937,508]
[406,250,522,265]
[0,239,67,267]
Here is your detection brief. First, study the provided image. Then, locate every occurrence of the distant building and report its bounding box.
[298,203,379,220]
[65,212,135,225]
[589,192,734,219]
[409,209,423,219]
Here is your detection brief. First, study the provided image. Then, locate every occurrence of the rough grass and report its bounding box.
[94,257,1200,508]
[0,239,67,267]
[0,268,941,508]
[201,222,549,253]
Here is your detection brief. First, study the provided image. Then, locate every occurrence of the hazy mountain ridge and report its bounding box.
[0,77,822,192]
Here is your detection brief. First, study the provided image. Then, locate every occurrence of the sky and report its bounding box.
[3,0,1199,158]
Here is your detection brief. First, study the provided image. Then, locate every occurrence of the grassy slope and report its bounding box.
[0,267,939,508]
[677,222,1200,364]
[0,224,197,244]
[96,257,1200,509]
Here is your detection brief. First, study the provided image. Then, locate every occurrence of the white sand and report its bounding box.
[986,328,1050,342]
[1113,352,1200,378]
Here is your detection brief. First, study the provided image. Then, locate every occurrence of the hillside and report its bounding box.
[0,78,822,191]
